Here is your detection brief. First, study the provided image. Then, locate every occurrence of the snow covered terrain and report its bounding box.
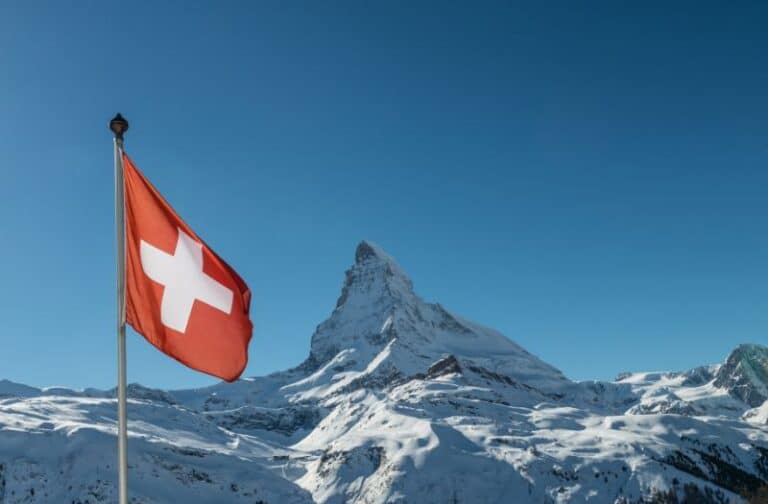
[1,241,767,503]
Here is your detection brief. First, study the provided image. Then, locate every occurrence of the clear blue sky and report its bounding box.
[1,2,767,390]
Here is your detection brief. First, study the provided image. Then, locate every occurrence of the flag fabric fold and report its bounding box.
[122,153,252,381]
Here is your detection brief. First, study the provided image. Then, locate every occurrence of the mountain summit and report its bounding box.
[335,241,415,309]
[0,242,766,503]
[308,241,567,392]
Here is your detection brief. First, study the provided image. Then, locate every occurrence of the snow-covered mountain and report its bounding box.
[1,241,768,503]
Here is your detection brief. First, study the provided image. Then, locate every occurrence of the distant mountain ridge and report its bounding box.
[0,242,766,503]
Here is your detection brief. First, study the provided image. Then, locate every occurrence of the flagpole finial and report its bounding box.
[109,113,129,140]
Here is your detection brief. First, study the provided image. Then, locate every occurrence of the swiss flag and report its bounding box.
[123,153,252,382]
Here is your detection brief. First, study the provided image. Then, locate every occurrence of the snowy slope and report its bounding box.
[0,241,767,503]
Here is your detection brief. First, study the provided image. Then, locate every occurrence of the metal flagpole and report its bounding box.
[109,113,129,504]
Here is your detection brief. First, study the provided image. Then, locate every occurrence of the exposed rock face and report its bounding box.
[714,344,768,407]
[626,393,701,416]
[204,405,322,435]
[681,365,718,387]
[426,355,462,379]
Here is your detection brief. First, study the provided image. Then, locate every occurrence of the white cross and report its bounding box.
[140,228,234,333]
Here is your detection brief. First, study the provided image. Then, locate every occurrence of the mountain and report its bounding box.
[0,241,767,503]
[714,344,768,407]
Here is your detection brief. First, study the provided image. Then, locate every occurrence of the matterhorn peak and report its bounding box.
[354,240,394,266]
[354,241,410,282]
[307,241,568,390]
[307,241,418,366]
[335,241,414,309]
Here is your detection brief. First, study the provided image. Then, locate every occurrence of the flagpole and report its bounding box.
[109,113,129,504]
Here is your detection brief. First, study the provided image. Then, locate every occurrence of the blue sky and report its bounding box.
[1,2,767,390]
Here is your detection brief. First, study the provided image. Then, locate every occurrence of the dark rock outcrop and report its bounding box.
[714,344,768,407]
[427,355,462,379]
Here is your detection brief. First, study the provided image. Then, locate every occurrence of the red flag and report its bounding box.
[122,153,252,381]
